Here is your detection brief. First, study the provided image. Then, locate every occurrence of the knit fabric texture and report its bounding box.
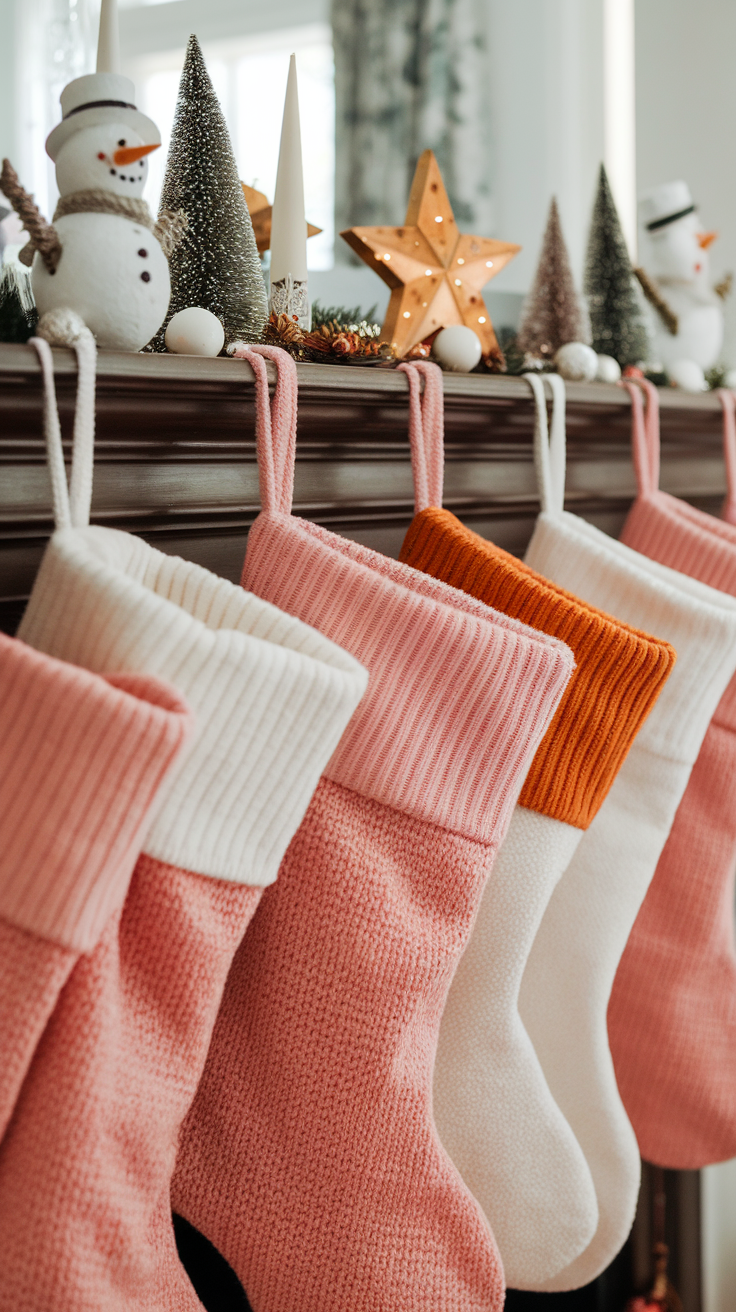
[401,505,674,828]
[608,379,736,1168]
[523,505,736,1290]
[432,806,595,1287]
[0,857,257,1311]
[4,334,369,1308]
[0,631,190,1145]
[20,525,366,886]
[171,345,575,1311]
[512,371,736,1291]
[392,361,675,1286]
[7,529,366,1309]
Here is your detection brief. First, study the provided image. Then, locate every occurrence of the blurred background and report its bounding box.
[1,0,735,363]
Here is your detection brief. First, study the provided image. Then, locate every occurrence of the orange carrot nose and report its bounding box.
[697,230,717,249]
[113,143,160,167]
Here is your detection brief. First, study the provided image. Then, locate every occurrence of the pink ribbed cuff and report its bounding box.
[623,490,736,734]
[623,491,736,597]
[0,634,192,953]
[243,512,573,846]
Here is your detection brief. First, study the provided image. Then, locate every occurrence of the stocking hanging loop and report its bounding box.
[619,377,660,497]
[718,389,736,525]
[28,327,96,531]
[525,372,566,516]
[397,360,444,513]
[230,343,297,516]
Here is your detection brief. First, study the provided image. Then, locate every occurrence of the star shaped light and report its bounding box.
[340,150,520,359]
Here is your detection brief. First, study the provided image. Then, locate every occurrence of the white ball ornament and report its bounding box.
[669,359,706,393]
[595,354,622,384]
[432,325,482,373]
[554,342,598,382]
[165,307,225,357]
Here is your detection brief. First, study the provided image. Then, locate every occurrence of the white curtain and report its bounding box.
[332,0,493,251]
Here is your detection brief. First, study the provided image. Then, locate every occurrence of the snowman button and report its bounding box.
[140,272,151,283]
[138,249,148,258]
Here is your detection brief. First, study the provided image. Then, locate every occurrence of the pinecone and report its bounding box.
[483,343,507,373]
[301,324,334,354]
[263,312,304,345]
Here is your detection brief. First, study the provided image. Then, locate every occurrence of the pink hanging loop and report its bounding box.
[619,377,660,497]
[718,390,736,525]
[397,360,444,513]
[230,343,298,516]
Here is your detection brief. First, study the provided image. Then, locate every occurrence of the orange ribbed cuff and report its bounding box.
[400,507,676,829]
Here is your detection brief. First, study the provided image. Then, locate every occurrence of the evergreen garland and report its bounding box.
[0,264,38,343]
[517,198,588,360]
[148,34,268,351]
[584,165,649,367]
[310,300,379,331]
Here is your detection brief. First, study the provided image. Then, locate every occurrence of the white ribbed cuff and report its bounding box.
[526,512,736,763]
[20,527,367,886]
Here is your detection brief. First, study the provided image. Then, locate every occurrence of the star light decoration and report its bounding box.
[340,150,520,359]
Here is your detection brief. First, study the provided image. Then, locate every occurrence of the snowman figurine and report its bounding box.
[638,181,723,389]
[1,0,175,351]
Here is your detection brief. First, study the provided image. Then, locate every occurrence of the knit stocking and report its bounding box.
[0,337,367,1311]
[397,362,674,1287]
[518,373,736,1290]
[607,380,736,1167]
[0,632,190,1144]
[172,345,575,1312]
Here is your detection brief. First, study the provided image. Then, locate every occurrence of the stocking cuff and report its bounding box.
[20,527,367,887]
[401,507,675,829]
[0,634,191,952]
[623,490,736,598]
[242,511,575,845]
[527,511,736,764]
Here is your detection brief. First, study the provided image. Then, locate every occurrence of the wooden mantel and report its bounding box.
[0,341,729,634]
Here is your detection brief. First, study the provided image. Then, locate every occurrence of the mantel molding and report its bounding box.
[0,342,728,634]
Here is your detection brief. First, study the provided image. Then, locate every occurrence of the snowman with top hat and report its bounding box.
[638,180,724,391]
[1,0,177,351]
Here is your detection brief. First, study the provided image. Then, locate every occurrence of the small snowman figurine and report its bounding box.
[1,0,179,351]
[638,181,724,388]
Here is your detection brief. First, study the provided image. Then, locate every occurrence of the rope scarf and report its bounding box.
[15,188,187,269]
[52,192,187,258]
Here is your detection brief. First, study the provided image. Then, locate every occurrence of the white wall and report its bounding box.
[636,0,736,365]
[0,0,17,165]
[486,0,605,295]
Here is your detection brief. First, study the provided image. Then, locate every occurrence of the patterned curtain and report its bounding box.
[332,0,493,253]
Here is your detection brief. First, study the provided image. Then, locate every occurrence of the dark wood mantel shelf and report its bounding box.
[0,341,729,633]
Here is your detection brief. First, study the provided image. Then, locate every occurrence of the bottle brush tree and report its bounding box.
[149,34,268,351]
[517,197,589,360]
[0,264,37,343]
[584,164,649,368]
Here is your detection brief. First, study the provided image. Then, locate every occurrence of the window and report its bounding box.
[126,21,335,269]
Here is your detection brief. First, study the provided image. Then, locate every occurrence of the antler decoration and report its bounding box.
[0,159,62,275]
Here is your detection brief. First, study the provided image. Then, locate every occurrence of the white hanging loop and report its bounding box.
[28,337,72,531]
[525,372,566,516]
[545,372,567,515]
[28,325,97,531]
[68,328,97,529]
